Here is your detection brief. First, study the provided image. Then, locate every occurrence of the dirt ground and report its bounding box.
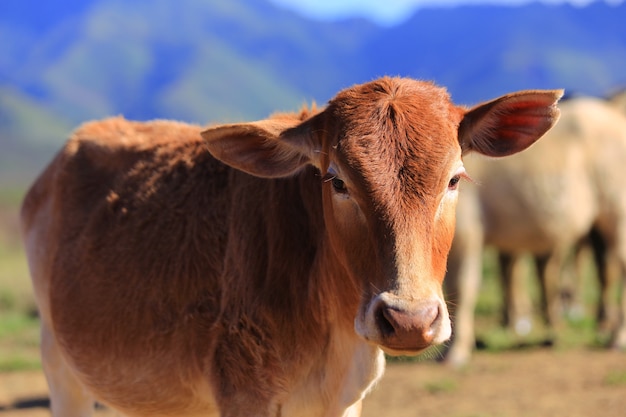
[0,348,624,417]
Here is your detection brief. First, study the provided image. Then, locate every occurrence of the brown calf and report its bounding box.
[21,77,562,417]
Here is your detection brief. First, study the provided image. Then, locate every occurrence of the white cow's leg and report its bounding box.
[498,253,533,336]
[444,235,482,367]
[613,276,626,348]
[41,323,95,417]
[584,228,620,335]
[610,225,626,349]
[596,250,622,336]
[534,250,565,330]
[559,239,588,321]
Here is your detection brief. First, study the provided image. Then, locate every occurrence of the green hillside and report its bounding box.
[0,87,71,185]
[1,0,625,186]
[364,3,626,103]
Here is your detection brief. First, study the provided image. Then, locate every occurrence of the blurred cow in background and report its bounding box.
[445,95,626,367]
[608,88,626,115]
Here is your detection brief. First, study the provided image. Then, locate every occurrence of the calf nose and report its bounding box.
[375,301,442,351]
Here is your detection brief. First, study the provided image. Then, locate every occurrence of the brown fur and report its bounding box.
[21,77,561,417]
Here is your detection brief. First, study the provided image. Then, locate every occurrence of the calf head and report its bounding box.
[202,77,562,355]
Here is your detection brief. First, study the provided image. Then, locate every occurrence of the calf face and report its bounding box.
[203,77,562,355]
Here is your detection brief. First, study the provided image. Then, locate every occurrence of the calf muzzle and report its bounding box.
[354,292,451,355]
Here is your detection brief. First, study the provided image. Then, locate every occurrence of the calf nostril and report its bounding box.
[375,304,396,337]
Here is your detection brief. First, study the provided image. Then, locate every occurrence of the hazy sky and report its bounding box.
[270,0,623,25]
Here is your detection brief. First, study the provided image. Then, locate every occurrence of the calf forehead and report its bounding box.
[331,78,462,204]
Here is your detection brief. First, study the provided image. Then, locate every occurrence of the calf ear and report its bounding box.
[201,116,319,178]
[459,89,564,157]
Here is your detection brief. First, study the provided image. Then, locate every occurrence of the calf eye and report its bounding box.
[448,166,469,191]
[324,166,349,194]
[448,175,461,190]
[332,177,348,193]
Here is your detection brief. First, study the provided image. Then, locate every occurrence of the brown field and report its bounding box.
[0,347,625,417]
